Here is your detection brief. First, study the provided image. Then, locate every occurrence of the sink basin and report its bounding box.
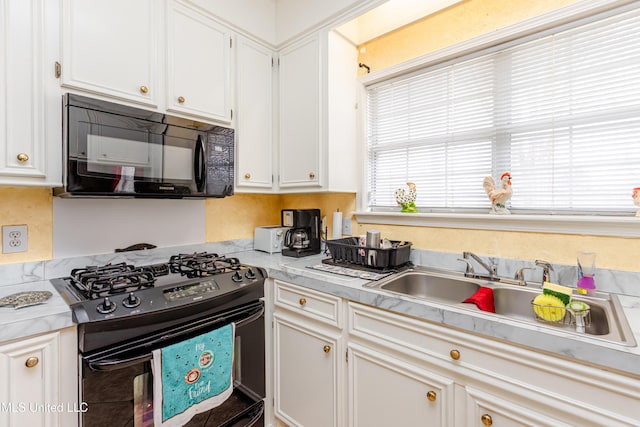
[491,286,636,345]
[365,267,636,346]
[366,270,481,304]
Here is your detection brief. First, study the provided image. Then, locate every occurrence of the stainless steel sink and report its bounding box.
[369,270,481,304]
[364,267,636,346]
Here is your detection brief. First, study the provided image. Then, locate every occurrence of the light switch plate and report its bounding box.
[342,218,352,235]
[2,225,28,253]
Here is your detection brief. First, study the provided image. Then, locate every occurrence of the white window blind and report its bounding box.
[366,5,640,214]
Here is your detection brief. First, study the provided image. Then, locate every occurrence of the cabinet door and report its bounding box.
[235,36,273,189]
[61,0,159,106]
[0,0,61,185]
[278,35,321,188]
[463,386,573,427]
[348,343,455,427]
[0,329,78,427]
[166,1,231,122]
[273,313,341,427]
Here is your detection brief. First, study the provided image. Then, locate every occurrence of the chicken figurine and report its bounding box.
[394,182,418,213]
[483,172,512,214]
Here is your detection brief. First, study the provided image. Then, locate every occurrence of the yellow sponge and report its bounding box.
[542,282,573,306]
[533,293,566,322]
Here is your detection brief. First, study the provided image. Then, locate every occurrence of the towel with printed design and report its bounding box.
[152,323,234,427]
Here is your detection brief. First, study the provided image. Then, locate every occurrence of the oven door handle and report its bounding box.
[88,353,152,371]
[87,302,265,372]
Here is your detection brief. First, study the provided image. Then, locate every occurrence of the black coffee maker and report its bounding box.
[281,209,321,257]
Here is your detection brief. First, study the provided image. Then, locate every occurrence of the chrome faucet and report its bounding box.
[535,260,554,284]
[459,252,497,279]
[514,266,536,285]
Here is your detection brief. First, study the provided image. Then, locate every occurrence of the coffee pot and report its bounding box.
[285,228,310,250]
[281,209,321,257]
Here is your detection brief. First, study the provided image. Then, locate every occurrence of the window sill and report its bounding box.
[354,211,640,238]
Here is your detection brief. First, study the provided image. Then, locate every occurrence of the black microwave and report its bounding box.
[55,94,234,198]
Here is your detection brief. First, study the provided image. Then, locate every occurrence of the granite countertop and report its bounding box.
[1,244,640,378]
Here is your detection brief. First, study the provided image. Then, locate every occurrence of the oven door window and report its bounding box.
[68,107,199,194]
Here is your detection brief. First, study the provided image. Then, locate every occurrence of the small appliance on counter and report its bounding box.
[254,225,291,254]
[281,209,322,257]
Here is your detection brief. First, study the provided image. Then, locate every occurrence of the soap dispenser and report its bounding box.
[576,251,596,296]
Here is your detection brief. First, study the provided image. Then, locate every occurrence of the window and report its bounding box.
[366,4,640,215]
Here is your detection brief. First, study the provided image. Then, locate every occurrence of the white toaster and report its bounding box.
[254,226,291,254]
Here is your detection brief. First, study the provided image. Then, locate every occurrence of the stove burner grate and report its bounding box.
[69,262,164,300]
[169,252,242,278]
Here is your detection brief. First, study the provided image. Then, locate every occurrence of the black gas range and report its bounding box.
[51,252,267,426]
[51,252,266,352]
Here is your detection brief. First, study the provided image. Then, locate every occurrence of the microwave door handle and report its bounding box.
[194,134,206,192]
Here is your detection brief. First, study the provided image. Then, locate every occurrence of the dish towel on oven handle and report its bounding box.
[152,323,235,427]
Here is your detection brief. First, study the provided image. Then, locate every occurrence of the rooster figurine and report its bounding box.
[394,182,418,213]
[483,172,512,214]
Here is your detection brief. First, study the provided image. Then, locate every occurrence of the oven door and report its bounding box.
[80,302,265,427]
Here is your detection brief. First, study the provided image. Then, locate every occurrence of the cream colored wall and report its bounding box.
[0,189,355,265]
[357,0,578,74]
[0,187,53,264]
[205,193,356,242]
[354,0,640,272]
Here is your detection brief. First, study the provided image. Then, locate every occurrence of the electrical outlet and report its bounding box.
[2,225,28,254]
[342,218,352,236]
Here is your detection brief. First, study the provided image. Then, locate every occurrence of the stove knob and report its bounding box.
[97,297,116,314]
[232,271,243,282]
[245,268,256,280]
[122,292,141,308]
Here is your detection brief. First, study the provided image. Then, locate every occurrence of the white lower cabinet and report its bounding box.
[348,342,455,426]
[0,327,78,427]
[274,314,341,427]
[273,280,344,427]
[271,282,640,427]
[463,386,573,427]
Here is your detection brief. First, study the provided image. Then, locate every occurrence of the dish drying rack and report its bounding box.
[325,237,412,269]
[531,300,591,333]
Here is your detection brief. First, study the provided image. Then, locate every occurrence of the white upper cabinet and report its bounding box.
[235,35,274,190]
[278,34,322,188]
[0,0,61,186]
[277,30,359,192]
[166,1,232,122]
[60,0,234,124]
[61,0,160,107]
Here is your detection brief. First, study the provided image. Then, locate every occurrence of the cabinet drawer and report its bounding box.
[274,281,342,327]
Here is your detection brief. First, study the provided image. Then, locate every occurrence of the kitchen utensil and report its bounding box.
[0,291,52,309]
[366,230,380,248]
